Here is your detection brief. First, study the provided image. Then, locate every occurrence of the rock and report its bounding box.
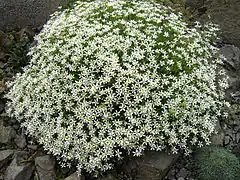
[35,155,56,180]
[98,174,116,180]
[0,120,16,144]
[14,134,27,149]
[9,118,17,125]
[0,0,69,31]
[232,144,240,155]
[12,124,20,130]
[0,99,5,113]
[211,120,225,146]
[27,145,38,151]
[219,45,240,103]
[4,156,35,180]
[0,150,14,169]
[185,0,204,9]
[0,30,11,50]
[65,172,80,180]
[231,91,240,103]
[197,1,240,49]
[166,168,176,180]
[13,151,29,164]
[60,167,70,175]
[0,80,5,94]
[177,177,185,180]
[224,135,232,146]
[65,172,84,180]
[0,52,6,62]
[128,151,179,180]
[178,168,188,179]
[175,160,185,170]
[232,132,240,144]
[232,120,240,131]
[225,129,235,137]
[211,131,225,146]
[219,45,240,71]
[236,133,240,143]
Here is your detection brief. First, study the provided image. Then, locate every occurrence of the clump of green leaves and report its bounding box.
[6,39,30,72]
[193,146,240,180]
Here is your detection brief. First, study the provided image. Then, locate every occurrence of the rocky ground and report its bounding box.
[0,0,240,180]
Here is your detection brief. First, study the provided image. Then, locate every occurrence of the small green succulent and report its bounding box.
[193,146,240,180]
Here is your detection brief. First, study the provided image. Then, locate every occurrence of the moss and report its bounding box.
[193,146,240,180]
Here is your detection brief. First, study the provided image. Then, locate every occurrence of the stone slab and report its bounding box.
[0,0,69,31]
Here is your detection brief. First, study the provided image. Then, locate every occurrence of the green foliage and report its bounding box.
[193,146,240,180]
[6,39,30,72]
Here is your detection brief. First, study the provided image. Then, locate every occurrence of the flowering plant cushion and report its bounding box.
[6,0,229,175]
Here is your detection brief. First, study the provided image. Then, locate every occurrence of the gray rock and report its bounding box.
[178,168,188,179]
[166,168,176,180]
[231,91,240,103]
[98,174,116,180]
[0,80,5,94]
[9,119,17,125]
[65,172,82,180]
[0,120,16,144]
[0,30,12,49]
[4,157,35,180]
[0,53,5,63]
[0,0,69,31]
[0,150,14,169]
[211,131,225,146]
[177,177,185,180]
[219,45,240,71]
[197,1,240,49]
[232,144,240,155]
[236,133,240,143]
[185,0,204,9]
[14,134,27,149]
[232,132,240,144]
[219,45,240,103]
[0,101,4,114]
[224,135,232,146]
[27,145,38,151]
[211,120,225,146]
[60,166,70,175]
[175,161,184,170]
[12,124,20,130]
[225,129,235,137]
[0,60,5,68]
[131,151,179,180]
[35,155,56,180]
